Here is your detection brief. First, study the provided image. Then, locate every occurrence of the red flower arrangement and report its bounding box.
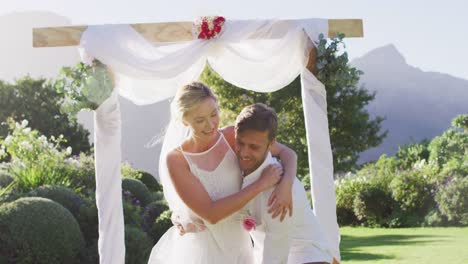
[193,16,226,40]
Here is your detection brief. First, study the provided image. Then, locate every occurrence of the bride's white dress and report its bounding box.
[148,132,254,263]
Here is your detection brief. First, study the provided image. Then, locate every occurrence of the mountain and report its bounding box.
[352,44,468,163]
[0,11,169,176]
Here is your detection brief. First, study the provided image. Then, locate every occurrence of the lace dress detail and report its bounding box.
[180,133,241,202]
[148,131,254,264]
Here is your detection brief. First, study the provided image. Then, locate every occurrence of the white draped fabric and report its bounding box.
[81,18,340,263]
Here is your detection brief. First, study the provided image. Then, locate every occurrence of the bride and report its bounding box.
[148,81,297,263]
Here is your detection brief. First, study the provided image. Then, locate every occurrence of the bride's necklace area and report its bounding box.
[188,131,221,153]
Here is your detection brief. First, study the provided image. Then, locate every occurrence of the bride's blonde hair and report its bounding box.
[173,81,217,121]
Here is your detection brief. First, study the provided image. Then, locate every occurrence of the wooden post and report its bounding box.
[306,45,318,75]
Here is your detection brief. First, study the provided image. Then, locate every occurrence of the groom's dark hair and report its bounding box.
[235,103,278,142]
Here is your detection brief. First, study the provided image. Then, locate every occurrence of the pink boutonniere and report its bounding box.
[242,215,256,231]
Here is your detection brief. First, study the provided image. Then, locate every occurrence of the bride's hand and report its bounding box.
[257,164,282,191]
[267,180,293,222]
[172,214,206,236]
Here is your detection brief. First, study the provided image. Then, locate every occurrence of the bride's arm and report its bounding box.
[167,150,281,225]
[267,141,297,220]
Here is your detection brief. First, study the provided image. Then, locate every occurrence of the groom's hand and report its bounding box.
[267,180,293,222]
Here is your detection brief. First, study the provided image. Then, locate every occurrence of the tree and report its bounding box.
[200,34,387,177]
[0,77,91,155]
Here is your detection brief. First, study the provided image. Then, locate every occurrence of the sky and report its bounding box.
[1,0,467,80]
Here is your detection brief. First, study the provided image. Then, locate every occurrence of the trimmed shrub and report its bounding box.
[0,197,85,264]
[435,176,468,225]
[151,191,165,202]
[125,225,153,264]
[122,163,162,193]
[0,189,21,205]
[138,170,162,192]
[142,200,169,233]
[148,210,173,243]
[0,171,14,188]
[122,195,144,228]
[80,238,99,264]
[122,178,153,207]
[27,185,82,218]
[76,189,99,242]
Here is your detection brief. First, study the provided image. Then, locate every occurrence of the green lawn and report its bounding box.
[340,227,468,264]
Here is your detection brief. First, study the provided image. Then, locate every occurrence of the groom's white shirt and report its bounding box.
[242,152,334,264]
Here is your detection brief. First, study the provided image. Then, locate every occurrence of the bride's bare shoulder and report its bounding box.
[166,148,186,167]
[220,125,235,148]
[220,125,234,138]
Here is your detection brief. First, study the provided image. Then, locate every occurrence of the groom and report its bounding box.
[233,103,335,264]
[176,103,337,264]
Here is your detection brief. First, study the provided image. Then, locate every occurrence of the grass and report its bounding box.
[340,226,468,264]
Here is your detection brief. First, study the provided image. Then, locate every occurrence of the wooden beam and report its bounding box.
[328,19,363,38]
[33,19,363,47]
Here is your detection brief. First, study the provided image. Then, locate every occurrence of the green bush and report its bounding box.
[428,125,467,168]
[148,210,173,243]
[353,183,394,227]
[121,163,162,192]
[0,197,85,264]
[138,170,162,192]
[389,207,425,228]
[80,238,99,264]
[122,195,144,228]
[301,174,311,191]
[335,173,362,225]
[336,203,357,226]
[76,189,99,242]
[27,185,82,218]
[437,157,468,183]
[0,119,75,192]
[151,191,165,202]
[0,189,21,205]
[125,225,154,264]
[143,200,169,234]
[0,77,91,156]
[67,153,96,194]
[0,171,13,188]
[390,169,435,223]
[396,140,430,169]
[423,209,449,227]
[451,114,468,131]
[121,162,142,179]
[122,178,153,207]
[356,155,399,188]
[435,176,468,225]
